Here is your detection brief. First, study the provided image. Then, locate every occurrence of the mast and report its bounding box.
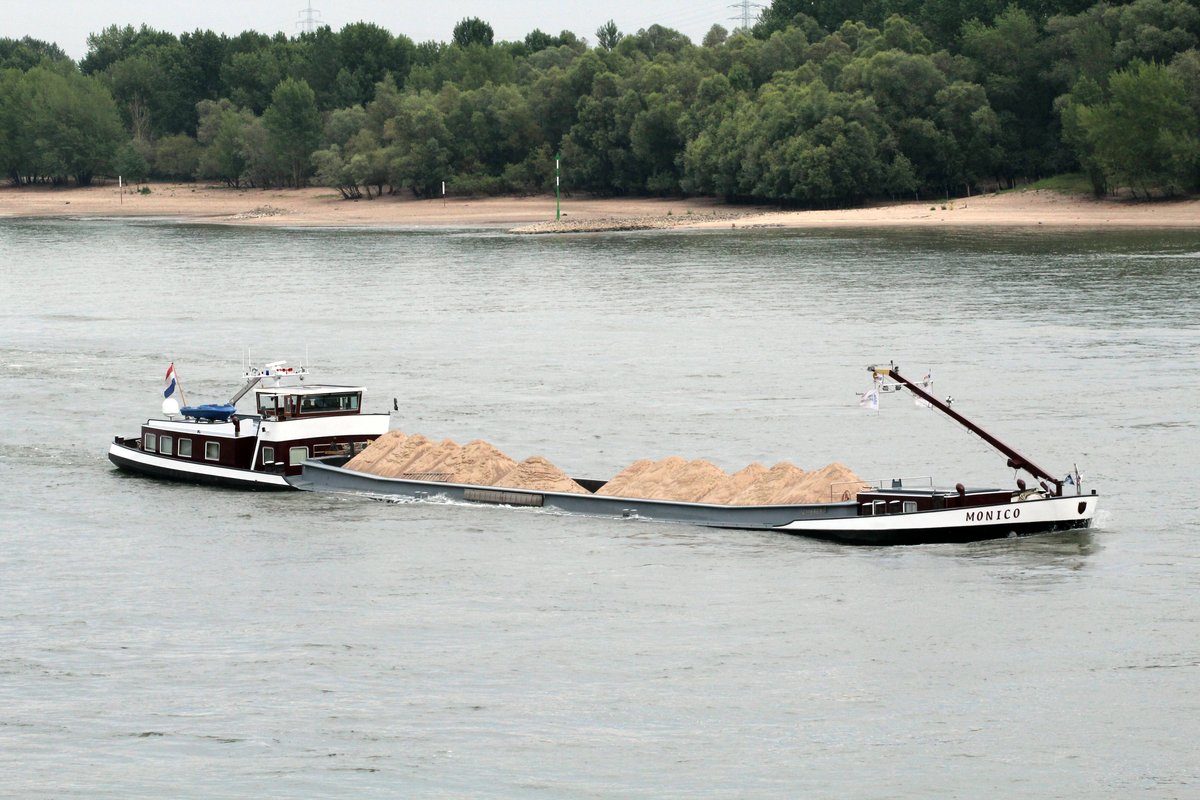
[874,364,1064,496]
[173,362,189,407]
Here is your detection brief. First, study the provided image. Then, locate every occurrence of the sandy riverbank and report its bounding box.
[0,182,1196,230]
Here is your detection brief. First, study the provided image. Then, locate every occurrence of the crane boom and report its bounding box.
[874,364,1064,496]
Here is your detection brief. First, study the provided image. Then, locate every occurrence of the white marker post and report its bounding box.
[119,175,123,205]
[555,152,561,221]
[442,180,446,208]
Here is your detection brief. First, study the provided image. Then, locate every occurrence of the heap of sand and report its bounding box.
[343,429,406,473]
[344,431,586,493]
[493,456,590,494]
[343,429,867,504]
[595,457,727,503]
[591,458,656,498]
[439,440,519,486]
[373,434,437,477]
[699,463,769,504]
[599,457,869,505]
[401,437,461,476]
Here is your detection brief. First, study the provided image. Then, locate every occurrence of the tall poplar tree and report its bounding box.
[263,77,321,187]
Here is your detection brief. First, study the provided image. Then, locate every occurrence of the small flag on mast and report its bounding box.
[164,363,178,398]
[859,388,879,411]
[914,370,933,408]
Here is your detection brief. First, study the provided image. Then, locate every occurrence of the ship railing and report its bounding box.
[865,475,934,490]
[829,479,876,502]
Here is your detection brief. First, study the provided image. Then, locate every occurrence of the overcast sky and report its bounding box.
[12,1,757,61]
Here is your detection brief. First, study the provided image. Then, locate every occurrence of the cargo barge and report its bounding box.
[289,364,1099,546]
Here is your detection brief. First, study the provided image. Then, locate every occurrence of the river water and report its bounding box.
[1,218,1197,798]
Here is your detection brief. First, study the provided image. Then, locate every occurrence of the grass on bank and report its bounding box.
[1023,173,1096,195]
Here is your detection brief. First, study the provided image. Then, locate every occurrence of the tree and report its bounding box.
[263,77,322,186]
[630,98,685,191]
[80,24,176,75]
[616,25,692,60]
[221,45,295,115]
[1056,77,1108,194]
[1169,48,1200,121]
[113,139,150,182]
[755,0,815,38]
[179,29,228,105]
[962,6,1061,181]
[0,68,25,181]
[104,54,158,139]
[19,68,124,184]
[196,107,251,186]
[239,116,277,187]
[524,30,556,54]
[596,21,622,51]
[1075,60,1199,195]
[153,134,202,180]
[336,22,415,106]
[311,144,358,198]
[382,95,453,195]
[452,18,494,48]
[1109,0,1200,66]
[703,25,730,48]
[0,37,72,70]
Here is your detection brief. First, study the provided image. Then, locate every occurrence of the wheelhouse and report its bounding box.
[255,385,365,420]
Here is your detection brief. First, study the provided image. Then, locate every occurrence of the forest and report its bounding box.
[1,0,1198,203]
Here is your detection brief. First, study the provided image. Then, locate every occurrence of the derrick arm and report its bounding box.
[882,366,1064,496]
[228,375,262,406]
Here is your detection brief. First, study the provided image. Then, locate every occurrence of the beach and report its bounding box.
[0,182,1197,230]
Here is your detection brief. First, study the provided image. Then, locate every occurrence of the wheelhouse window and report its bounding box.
[178,438,193,458]
[262,446,275,465]
[144,432,157,452]
[289,446,308,466]
[298,392,360,414]
[256,394,279,416]
[159,435,174,456]
[205,441,220,461]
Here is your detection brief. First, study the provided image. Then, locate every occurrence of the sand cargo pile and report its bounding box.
[594,457,867,504]
[344,431,867,505]
[344,432,587,493]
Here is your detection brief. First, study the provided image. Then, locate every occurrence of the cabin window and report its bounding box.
[205,441,220,461]
[256,395,277,416]
[159,435,174,456]
[289,446,308,466]
[298,392,360,414]
[178,438,193,458]
[262,446,275,465]
[144,432,157,452]
[903,501,918,514]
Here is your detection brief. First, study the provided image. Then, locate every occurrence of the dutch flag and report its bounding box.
[164,363,178,398]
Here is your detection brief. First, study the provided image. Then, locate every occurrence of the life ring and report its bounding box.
[841,490,851,501]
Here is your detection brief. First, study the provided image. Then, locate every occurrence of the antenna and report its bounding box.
[296,1,323,33]
[728,0,765,30]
